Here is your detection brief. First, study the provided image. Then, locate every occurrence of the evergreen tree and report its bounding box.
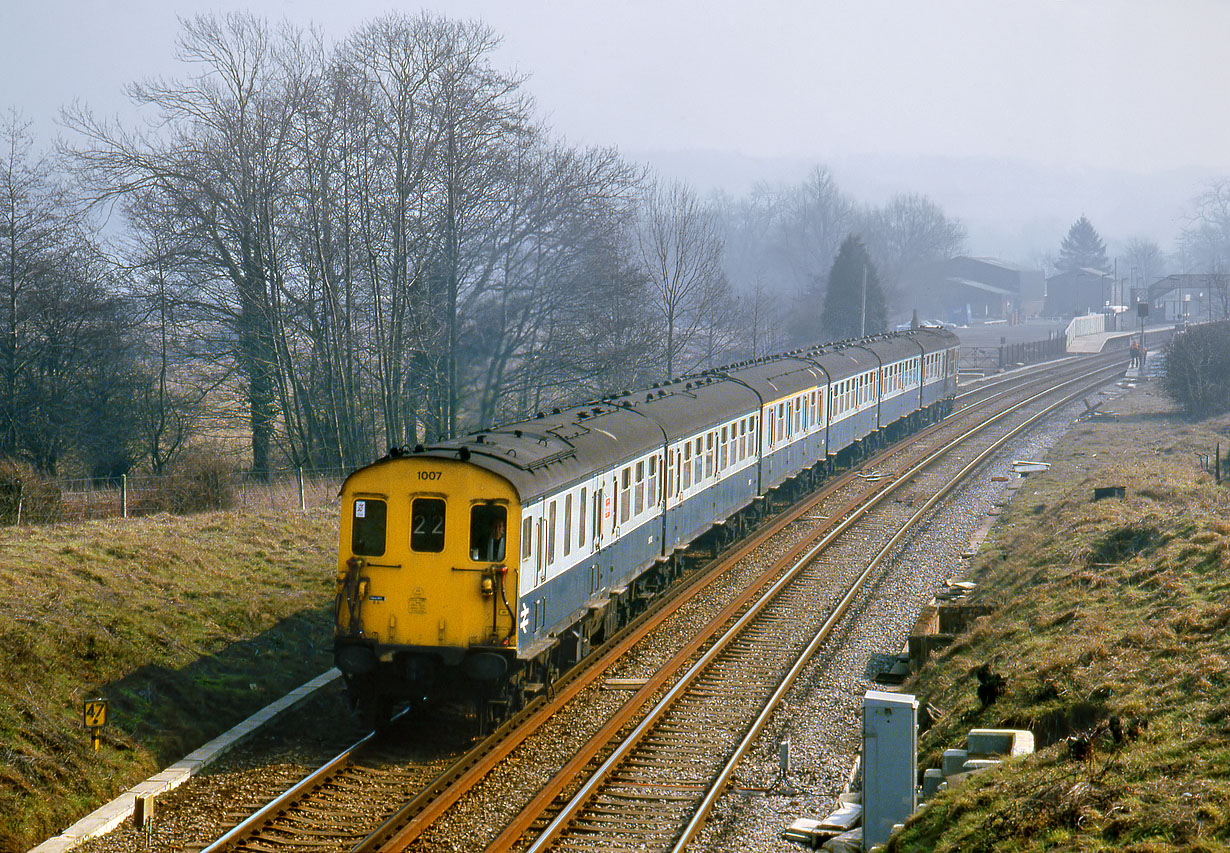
[1057,215,1111,274]
[819,235,887,342]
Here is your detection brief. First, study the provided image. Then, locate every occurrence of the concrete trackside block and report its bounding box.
[967,728,1034,757]
[922,768,945,800]
[941,748,969,777]
[30,669,341,853]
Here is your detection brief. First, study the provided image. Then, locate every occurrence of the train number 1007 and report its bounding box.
[418,471,442,481]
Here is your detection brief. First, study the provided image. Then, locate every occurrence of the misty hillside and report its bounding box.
[637,148,1215,262]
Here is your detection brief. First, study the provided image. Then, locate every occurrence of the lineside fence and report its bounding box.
[959,335,1067,374]
[8,467,348,525]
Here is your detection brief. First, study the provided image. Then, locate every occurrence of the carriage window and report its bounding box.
[522,516,532,559]
[470,504,507,562]
[564,495,573,556]
[634,461,645,515]
[648,456,658,506]
[620,468,631,523]
[548,500,557,563]
[579,488,587,548]
[410,498,445,552]
[351,498,387,556]
[720,426,728,468]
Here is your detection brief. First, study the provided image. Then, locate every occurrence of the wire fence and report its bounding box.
[15,467,349,525]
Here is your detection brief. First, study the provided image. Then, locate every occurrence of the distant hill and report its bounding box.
[632,148,1216,264]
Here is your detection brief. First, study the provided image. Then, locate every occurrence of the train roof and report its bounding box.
[714,356,818,401]
[354,328,960,504]
[411,402,665,504]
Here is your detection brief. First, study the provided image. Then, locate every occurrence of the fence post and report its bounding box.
[14,480,21,527]
[121,474,128,519]
[297,467,306,512]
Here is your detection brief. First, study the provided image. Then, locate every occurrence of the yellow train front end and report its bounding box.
[333,453,521,721]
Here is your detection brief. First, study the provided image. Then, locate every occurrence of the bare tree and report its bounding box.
[67,13,317,472]
[637,180,726,377]
[775,167,858,298]
[861,192,967,306]
[1181,180,1230,320]
[1120,236,1168,301]
[0,112,57,459]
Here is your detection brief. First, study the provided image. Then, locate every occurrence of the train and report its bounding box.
[333,328,960,725]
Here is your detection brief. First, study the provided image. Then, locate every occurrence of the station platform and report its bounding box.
[1066,323,1169,355]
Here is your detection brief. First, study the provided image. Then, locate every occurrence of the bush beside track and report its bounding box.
[892,381,1230,851]
[0,510,335,852]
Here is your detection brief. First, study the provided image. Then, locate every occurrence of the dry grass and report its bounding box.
[0,509,336,852]
[892,382,1230,851]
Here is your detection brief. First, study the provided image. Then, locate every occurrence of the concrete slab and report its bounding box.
[968,728,1035,757]
[30,668,341,853]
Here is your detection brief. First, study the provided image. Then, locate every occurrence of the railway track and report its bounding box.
[486,358,1124,853]
[185,353,1125,853]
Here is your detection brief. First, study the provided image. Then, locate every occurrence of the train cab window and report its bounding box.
[470,504,507,562]
[522,517,532,560]
[351,498,387,556]
[410,498,445,552]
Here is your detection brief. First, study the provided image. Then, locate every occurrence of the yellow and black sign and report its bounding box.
[84,698,107,751]
[83,698,108,728]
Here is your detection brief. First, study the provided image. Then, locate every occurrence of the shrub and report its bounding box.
[138,452,237,514]
[1162,321,1230,417]
[0,459,64,524]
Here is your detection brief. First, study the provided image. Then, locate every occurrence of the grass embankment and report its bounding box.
[893,383,1230,851]
[0,509,337,852]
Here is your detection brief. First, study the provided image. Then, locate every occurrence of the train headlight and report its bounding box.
[480,576,494,597]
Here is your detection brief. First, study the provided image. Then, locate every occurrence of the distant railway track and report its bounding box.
[190,353,1126,853]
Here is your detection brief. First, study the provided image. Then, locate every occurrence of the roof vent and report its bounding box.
[685,382,692,390]
[458,446,471,461]
[552,407,561,414]
[578,410,589,419]
[413,443,425,453]
[514,429,522,438]
[476,434,486,443]
[646,394,653,402]
[536,412,545,419]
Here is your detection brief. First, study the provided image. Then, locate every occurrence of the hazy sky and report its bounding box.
[3,1,1228,255]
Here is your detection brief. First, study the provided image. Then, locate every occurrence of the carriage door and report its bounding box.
[536,517,547,586]
[593,487,603,552]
